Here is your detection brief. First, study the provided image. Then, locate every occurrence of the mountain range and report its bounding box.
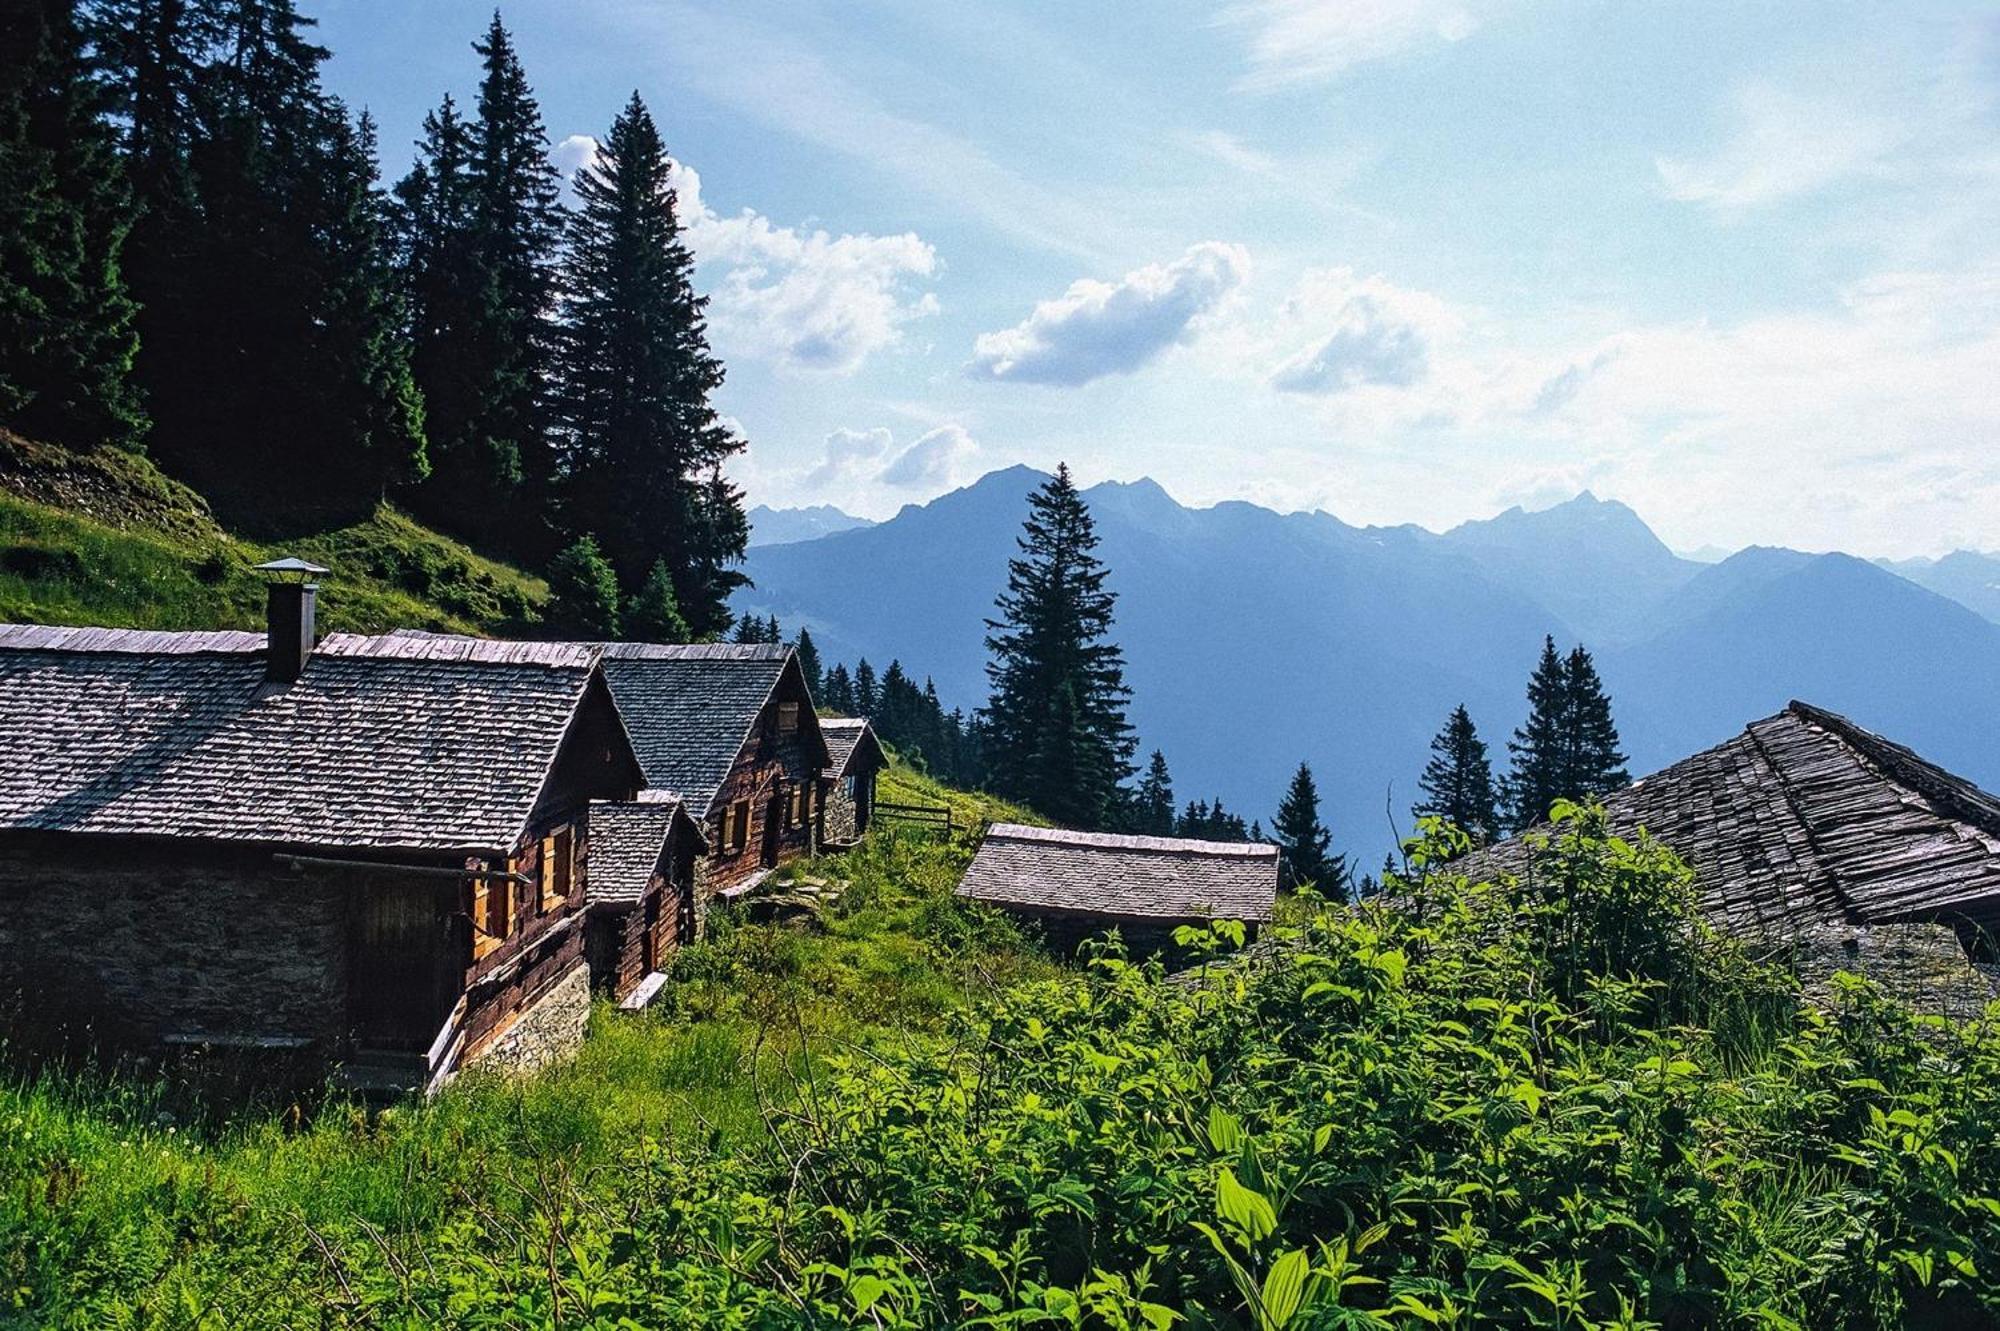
[735,468,2000,866]
[746,504,875,547]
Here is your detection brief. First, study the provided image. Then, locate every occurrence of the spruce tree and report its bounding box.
[559,91,746,635]
[623,559,688,642]
[1416,704,1499,847]
[1563,644,1629,799]
[1505,636,1570,830]
[1133,749,1175,835]
[1273,761,1343,893]
[1506,637,1631,829]
[544,534,619,639]
[0,0,146,450]
[821,662,854,715]
[853,659,877,717]
[980,464,1137,828]
[464,12,562,527]
[794,627,822,698]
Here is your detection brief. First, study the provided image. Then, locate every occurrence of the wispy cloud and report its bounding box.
[1655,84,1904,211]
[969,242,1251,386]
[1221,0,1497,90]
[1267,268,1460,394]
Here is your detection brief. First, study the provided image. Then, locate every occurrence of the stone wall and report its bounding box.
[468,959,590,1073]
[820,778,859,847]
[0,835,349,1048]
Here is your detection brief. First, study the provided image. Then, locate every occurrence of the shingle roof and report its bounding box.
[588,793,698,905]
[957,823,1281,922]
[820,717,885,778]
[0,625,623,855]
[596,643,796,817]
[1460,701,2000,935]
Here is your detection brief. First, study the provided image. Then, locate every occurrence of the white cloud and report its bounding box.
[880,424,979,488]
[1222,0,1496,90]
[793,422,983,508]
[666,161,940,374]
[969,242,1251,386]
[1260,267,1464,395]
[554,147,939,375]
[1655,84,1905,211]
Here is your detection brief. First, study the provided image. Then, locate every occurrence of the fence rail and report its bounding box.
[874,800,954,835]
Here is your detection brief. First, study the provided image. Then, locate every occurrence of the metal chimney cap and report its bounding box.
[254,556,330,581]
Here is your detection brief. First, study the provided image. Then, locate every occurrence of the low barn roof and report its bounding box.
[597,643,814,817]
[957,823,1281,923]
[1461,701,2000,934]
[588,793,702,905]
[0,625,628,856]
[819,717,886,778]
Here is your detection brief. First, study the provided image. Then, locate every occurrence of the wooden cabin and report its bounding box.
[1459,700,2000,1018]
[598,643,832,922]
[956,823,1281,955]
[817,718,887,849]
[0,584,644,1093]
[584,793,704,1007]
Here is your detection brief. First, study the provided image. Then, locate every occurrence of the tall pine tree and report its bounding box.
[981,465,1136,828]
[1415,704,1499,847]
[0,0,146,450]
[1505,636,1631,829]
[558,91,746,636]
[794,627,822,698]
[1272,760,1343,894]
[1132,749,1175,835]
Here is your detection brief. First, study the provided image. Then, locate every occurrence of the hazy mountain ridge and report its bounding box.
[738,469,2000,863]
[746,503,875,547]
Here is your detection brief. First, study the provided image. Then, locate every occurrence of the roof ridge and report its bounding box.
[988,822,1279,858]
[1788,700,2000,840]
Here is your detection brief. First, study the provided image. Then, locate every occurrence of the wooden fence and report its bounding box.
[874,800,954,836]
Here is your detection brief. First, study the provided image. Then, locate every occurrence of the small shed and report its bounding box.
[585,793,706,1008]
[817,717,887,848]
[956,823,1281,954]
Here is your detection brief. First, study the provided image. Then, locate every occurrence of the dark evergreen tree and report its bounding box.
[1563,644,1629,799]
[794,627,822,698]
[463,12,562,530]
[558,91,745,635]
[980,464,1136,828]
[1249,820,1264,843]
[1416,704,1499,847]
[821,662,854,715]
[0,0,146,450]
[1506,637,1631,829]
[1273,761,1343,893]
[623,558,688,642]
[1506,636,1571,830]
[1132,749,1175,835]
[853,659,877,717]
[544,533,618,639]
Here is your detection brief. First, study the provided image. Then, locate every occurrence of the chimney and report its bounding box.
[253,557,329,682]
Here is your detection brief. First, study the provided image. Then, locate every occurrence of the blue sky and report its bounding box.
[314,1,2000,558]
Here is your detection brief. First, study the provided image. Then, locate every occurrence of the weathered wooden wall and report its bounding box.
[696,675,825,919]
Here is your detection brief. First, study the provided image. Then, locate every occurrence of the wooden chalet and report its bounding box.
[817,717,887,849]
[0,575,645,1092]
[584,793,704,1008]
[1461,701,2000,1016]
[957,823,1281,954]
[597,643,832,918]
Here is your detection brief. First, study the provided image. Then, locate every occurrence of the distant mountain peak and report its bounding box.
[746,503,875,548]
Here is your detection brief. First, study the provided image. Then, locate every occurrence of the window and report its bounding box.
[843,774,858,800]
[727,799,751,854]
[784,783,807,829]
[471,869,512,958]
[540,825,573,911]
[777,701,801,735]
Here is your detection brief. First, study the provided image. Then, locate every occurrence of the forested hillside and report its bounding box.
[1,0,749,642]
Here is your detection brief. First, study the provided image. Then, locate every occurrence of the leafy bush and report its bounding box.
[5,809,1998,1327]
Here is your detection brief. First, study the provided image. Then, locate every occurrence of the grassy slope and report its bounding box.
[0,430,546,634]
[0,770,1048,1323]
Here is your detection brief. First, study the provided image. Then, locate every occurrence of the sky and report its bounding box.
[312,1,2000,559]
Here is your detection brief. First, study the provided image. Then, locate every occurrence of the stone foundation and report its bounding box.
[466,960,590,1073]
